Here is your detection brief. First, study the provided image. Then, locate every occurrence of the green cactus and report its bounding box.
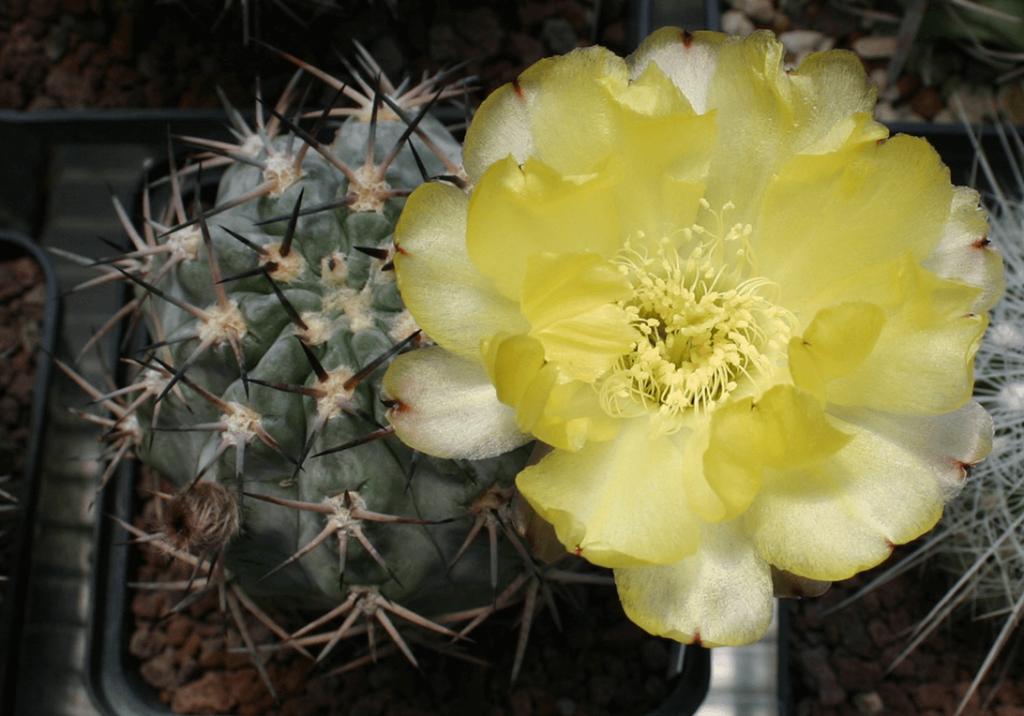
[130,77,527,610]
[57,50,591,682]
[910,0,1024,54]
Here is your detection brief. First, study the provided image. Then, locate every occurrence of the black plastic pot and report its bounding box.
[0,230,62,716]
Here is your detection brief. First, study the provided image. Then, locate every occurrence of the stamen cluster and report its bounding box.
[601,206,793,428]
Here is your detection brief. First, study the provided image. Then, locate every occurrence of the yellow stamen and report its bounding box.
[599,206,793,431]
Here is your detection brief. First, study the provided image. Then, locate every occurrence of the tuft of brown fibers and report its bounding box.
[162,482,241,555]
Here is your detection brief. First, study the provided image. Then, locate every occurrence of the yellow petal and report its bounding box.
[481,332,548,411]
[393,182,529,361]
[746,412,954,581]
[614,519,774,646]
[531,375,621,451]
[465,42,691,180]
[517,417,698,567]
[823,259,985,415]
[521,252,637,381]
[467,41,718,253]
[481,332,619,451]
[828,400,993,498]
[788,301,886,402]
[383,346,532,459]
[462,79,537,186]
[696,385,851,521]
[700,34,880,220]
[922,186,1004,314]
[756,135,954,312]
[606,83,715,238]
[627,28,727,114]
[516,46,631,176]
[466,156,624,299]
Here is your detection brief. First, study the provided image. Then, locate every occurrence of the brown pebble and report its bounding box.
[881,645,917,678]
[598,621,644,649]
[886,606,912,635]
[140,647,180,690]
[0,326,19,355]
[878,682,917,715]
[852,691,884,716]
[59,0,89,14]
[163,612,193,647]
[279,695,319,716]
[0,396,21,427]
[914,682,952,711]
[187,587,220,618]
[505,31,545,68]
[6,372,33,405]
[276,659,314,698]
[195,621,224,639]
[198,636,227,669]
[896,73,921,100]
[867,618,893,648]
[588,675,616,707]
[172,671,236,714]
[909,87,943,120]
[132,590,167,620]
[1004,83,1024,124]
[838,613,874,658]
[225,668,268,707]
[108,13,133,60]
[178,630,203,664]
[223,629,252,670]
[954,681,983,714]
[995,679,1021,705]
[528,685,560,716]
[7,258,40,292]
[640,639,668,672]
[128,625,164,661]
[800,646,846,706]
[832,656,884,692]
[509,688,533,716]
[348,690,392,716]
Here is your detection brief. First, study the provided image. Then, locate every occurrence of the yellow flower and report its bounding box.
[382,28,1004,646]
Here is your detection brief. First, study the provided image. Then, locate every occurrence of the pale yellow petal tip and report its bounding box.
[632,27,731,55]
[382,347,532,460]
[615,557,776,647]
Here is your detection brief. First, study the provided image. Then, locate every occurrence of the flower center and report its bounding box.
[600,203,793,430]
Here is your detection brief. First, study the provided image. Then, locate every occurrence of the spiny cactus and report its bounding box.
[847,121,1024,716]
[908,0,1024,55]
[60,48,606,683]
[930,122,1024,715]
[883,0,1024,84]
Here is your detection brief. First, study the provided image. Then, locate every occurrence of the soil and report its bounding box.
[129,470,681,716]
[0,248,47,609]
[2,0,1022,123]
[788,547,1024,716]
[0,0,630,111]
[720,0,1024,124]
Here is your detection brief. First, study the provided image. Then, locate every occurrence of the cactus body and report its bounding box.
[122,73,529,621]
